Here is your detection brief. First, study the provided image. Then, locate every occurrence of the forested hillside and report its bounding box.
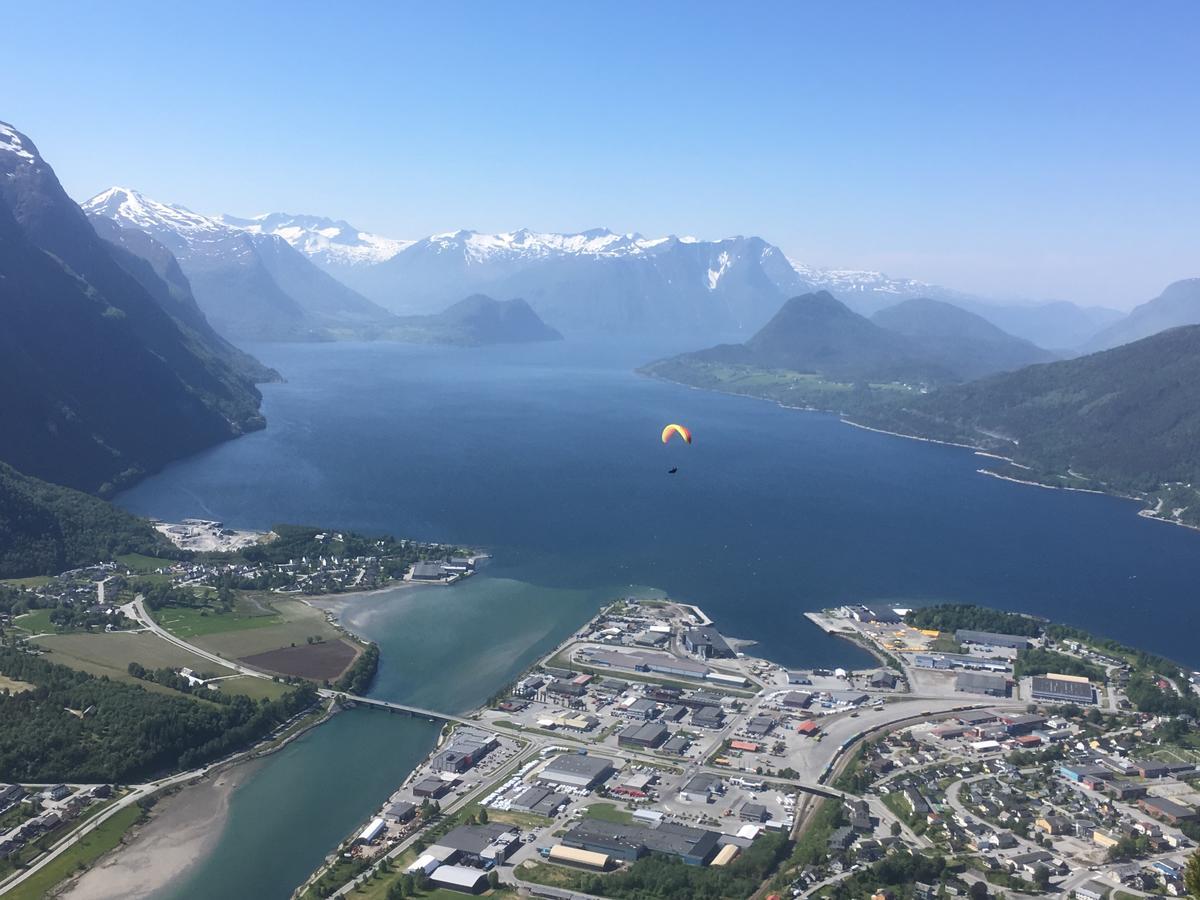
[0,647,318,782]
[0,462,177,578]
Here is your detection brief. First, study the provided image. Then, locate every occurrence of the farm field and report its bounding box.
[186,597,343,659]
[240,639,359,681]
[32,631,235,684]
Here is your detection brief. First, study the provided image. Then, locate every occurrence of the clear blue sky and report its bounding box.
[7,1,1197,307]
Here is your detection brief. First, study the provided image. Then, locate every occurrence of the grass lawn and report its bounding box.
[152,602,283,639]
[515,860,585,888]
[217,675,292,702]
[33,631,235,685]
[13,609,57,634]
[115,553,177,573]
[584,802,635,825]
[3,804,143,900]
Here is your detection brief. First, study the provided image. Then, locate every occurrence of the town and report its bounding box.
[290,598,1200,900]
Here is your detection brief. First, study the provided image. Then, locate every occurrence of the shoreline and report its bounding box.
[57,702,337,900]
[644,368,1200,536]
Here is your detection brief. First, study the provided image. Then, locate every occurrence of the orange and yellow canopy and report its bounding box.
[661,423,692,444]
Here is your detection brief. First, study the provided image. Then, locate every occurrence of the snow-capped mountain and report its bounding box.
[219,212,412,269]
[326,228,808,335]
[83,188,394,341]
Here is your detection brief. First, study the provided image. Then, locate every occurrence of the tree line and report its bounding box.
[0,645,317,782]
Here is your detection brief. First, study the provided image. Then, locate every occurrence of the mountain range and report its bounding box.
[83,188,396,342]
[0,121,268,494]
[172,213,1125,348]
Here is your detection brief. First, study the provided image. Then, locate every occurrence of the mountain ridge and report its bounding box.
[0,121,267,494]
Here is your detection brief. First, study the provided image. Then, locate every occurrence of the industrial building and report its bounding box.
[510,786,569,817]
[429,823,520,867]
[428,865,489,894]
[384,801,416,824]
[537,754,616,790]
[583,648,711,680]
[549,845,610,870]
[1139,797,1198,825]
[412,776,453,798]
[954,671,1010,697]
[678,774,724,802]
[690,705,725,728]
[618,721,669,749]
[955,629,1034,650]
[682,626,735,659]
[781,691,812,708]
[867,671,898,689]
[431,728,497,773]
[661,733,691,755]
[562,818,720,866]
[1030,674,1095,704]
[619,698,659,720]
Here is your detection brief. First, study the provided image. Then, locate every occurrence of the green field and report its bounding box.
[33,631,235,685]
[115,553,176,573]
[13,609,56,634]
[217,675,292,702]
[2,804,143,900]
[186,597,343,659]
[152,601,283,639]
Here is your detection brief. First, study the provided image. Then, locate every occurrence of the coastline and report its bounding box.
[60,769,252,900]
[57,702,338,900]
[642,368,1200,536]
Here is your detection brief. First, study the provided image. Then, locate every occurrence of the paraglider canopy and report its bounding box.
[661,423,692,444]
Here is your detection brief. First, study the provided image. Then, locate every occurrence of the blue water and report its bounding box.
[117,337,1200,899]
[122,338,1200,670]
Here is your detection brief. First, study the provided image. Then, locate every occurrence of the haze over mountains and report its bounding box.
[1083,278,1200,352]
[669,292,1056,384]
[199,212,1127,347]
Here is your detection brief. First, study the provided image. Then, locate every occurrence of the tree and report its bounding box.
[890,821,902,837]
[386,879,407,899]
[1033,863,1050,891]
[1185,848,1200,899]
[477,807,488,824]
[968,880,989,900]
[487,870,500,889]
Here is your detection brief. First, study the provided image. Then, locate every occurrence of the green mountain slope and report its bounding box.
[0,462,175,578]
[861,325,1200,499]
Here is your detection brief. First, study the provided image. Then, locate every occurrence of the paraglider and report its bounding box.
[661,423,692,445]
[662,424,691,475]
